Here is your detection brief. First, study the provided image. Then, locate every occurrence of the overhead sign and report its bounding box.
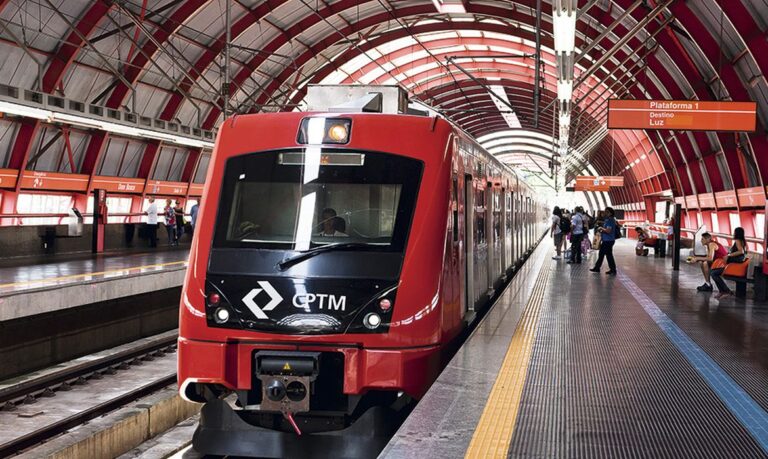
[574,176,624,192]
[21,171,88,192]
[92,176,145,194]
[607,99,757,132]
[145,180,188,196]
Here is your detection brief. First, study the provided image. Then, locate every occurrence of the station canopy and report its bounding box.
[0,0,767,211]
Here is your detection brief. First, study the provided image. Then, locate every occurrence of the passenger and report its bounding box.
[688,232,728,292]
[550,206,564,260]
[174,200,185,242]
[567,206,585,264]
[710,227,747,299]
[318,208,348,237]
[590,206,617,275]
[164,199,177,246]
[145,197,158,248]
[635,227,650,256]
[190,200,200,234]
[561,209,572,259]
[593,210,605,249]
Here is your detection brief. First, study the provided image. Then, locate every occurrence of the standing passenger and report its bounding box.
[550,206,564,260]
[590,206,617,275]
[164,199,177,246]
[190,200,200,234]
[174,200,185,242]
[145,197,158,248]
[567,207,585,264]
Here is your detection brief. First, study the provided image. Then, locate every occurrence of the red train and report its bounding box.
[178,90,547,456]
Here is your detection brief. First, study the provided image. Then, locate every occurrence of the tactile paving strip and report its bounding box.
[507,262,767,458]
[464,262,551,458]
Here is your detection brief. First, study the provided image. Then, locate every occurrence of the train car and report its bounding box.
[178,86,548,456]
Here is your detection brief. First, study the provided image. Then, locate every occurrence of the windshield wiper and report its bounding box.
[277,242,378,271]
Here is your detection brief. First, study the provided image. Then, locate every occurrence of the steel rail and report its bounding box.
[0,373,177,457]
[0,333,177,408]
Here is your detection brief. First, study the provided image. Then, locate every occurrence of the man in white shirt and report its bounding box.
[145,197,158,247]
[567,207,585,264]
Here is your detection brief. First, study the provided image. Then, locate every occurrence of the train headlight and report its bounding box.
[327,123,348,143]
[297,117,351,145]
[363,313,382,329]
[214,307,230,323]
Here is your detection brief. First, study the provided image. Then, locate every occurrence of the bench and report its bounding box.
[642,236,667,257]
[722,258,752,298]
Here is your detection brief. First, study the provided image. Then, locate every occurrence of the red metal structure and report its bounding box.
[176,109,546,455]
[0,1,764,247]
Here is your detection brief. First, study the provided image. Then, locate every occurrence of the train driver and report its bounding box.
[318,208,348,237]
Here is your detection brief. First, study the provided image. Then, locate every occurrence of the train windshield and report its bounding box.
[213,149,423,252]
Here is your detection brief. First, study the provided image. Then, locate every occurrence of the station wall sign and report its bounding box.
[574,176,624,192]
[607,99,757,132]
[91,176,146,194]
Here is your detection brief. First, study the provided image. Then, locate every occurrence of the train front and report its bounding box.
[178,111,452,454]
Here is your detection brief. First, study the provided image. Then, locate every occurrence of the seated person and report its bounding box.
[317,208,348,237]
[710,227,748,299]
[687,232,728,292]
[635,227,649,256]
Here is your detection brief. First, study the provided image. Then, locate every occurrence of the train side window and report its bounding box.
[452,176,458,242]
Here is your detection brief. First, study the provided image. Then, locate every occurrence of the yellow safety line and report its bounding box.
[465,262,550,459]
[0,260,187,289]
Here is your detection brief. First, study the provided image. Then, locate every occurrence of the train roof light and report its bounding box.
[297,117,351,145]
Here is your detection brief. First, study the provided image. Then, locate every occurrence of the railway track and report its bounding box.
[0,332,178,457]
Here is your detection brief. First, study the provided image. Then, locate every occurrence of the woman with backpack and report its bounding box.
[590,206,619,275]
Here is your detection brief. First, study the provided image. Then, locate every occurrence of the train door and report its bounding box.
[475,181,489,302]
[510,191,516,265]
[505,190,512,271]
[464,174,474,312]
[500,188,506,273]
[486,182,494,291]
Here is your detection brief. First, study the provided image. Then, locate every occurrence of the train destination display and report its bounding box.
[607,100,757,132]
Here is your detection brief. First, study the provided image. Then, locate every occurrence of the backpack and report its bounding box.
[559,217,571,234]
[613,220,623,239]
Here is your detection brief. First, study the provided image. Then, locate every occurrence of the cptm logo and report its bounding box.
[242,281,284,320]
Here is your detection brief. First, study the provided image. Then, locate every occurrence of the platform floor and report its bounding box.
[0,249,189,296]
[384,239,768,458]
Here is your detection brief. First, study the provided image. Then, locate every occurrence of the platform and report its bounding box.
[0,249,188,321]
[383,239,768,458]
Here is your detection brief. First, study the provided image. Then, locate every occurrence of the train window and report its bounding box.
[452,176,459,242]
[212,149,423,252]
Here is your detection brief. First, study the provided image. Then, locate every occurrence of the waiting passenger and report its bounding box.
[190,200,200,234]
[318,208,348,237]
[688,232,728,292]
[590,206,617,275]
[145,197,158,248]
[550,206,564,260]
[593,210,605,249]
[174,200,185,242]
[635,227,650,256]
[567,207,585,264]
[710,227,748,299]
[164,199,177,246]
